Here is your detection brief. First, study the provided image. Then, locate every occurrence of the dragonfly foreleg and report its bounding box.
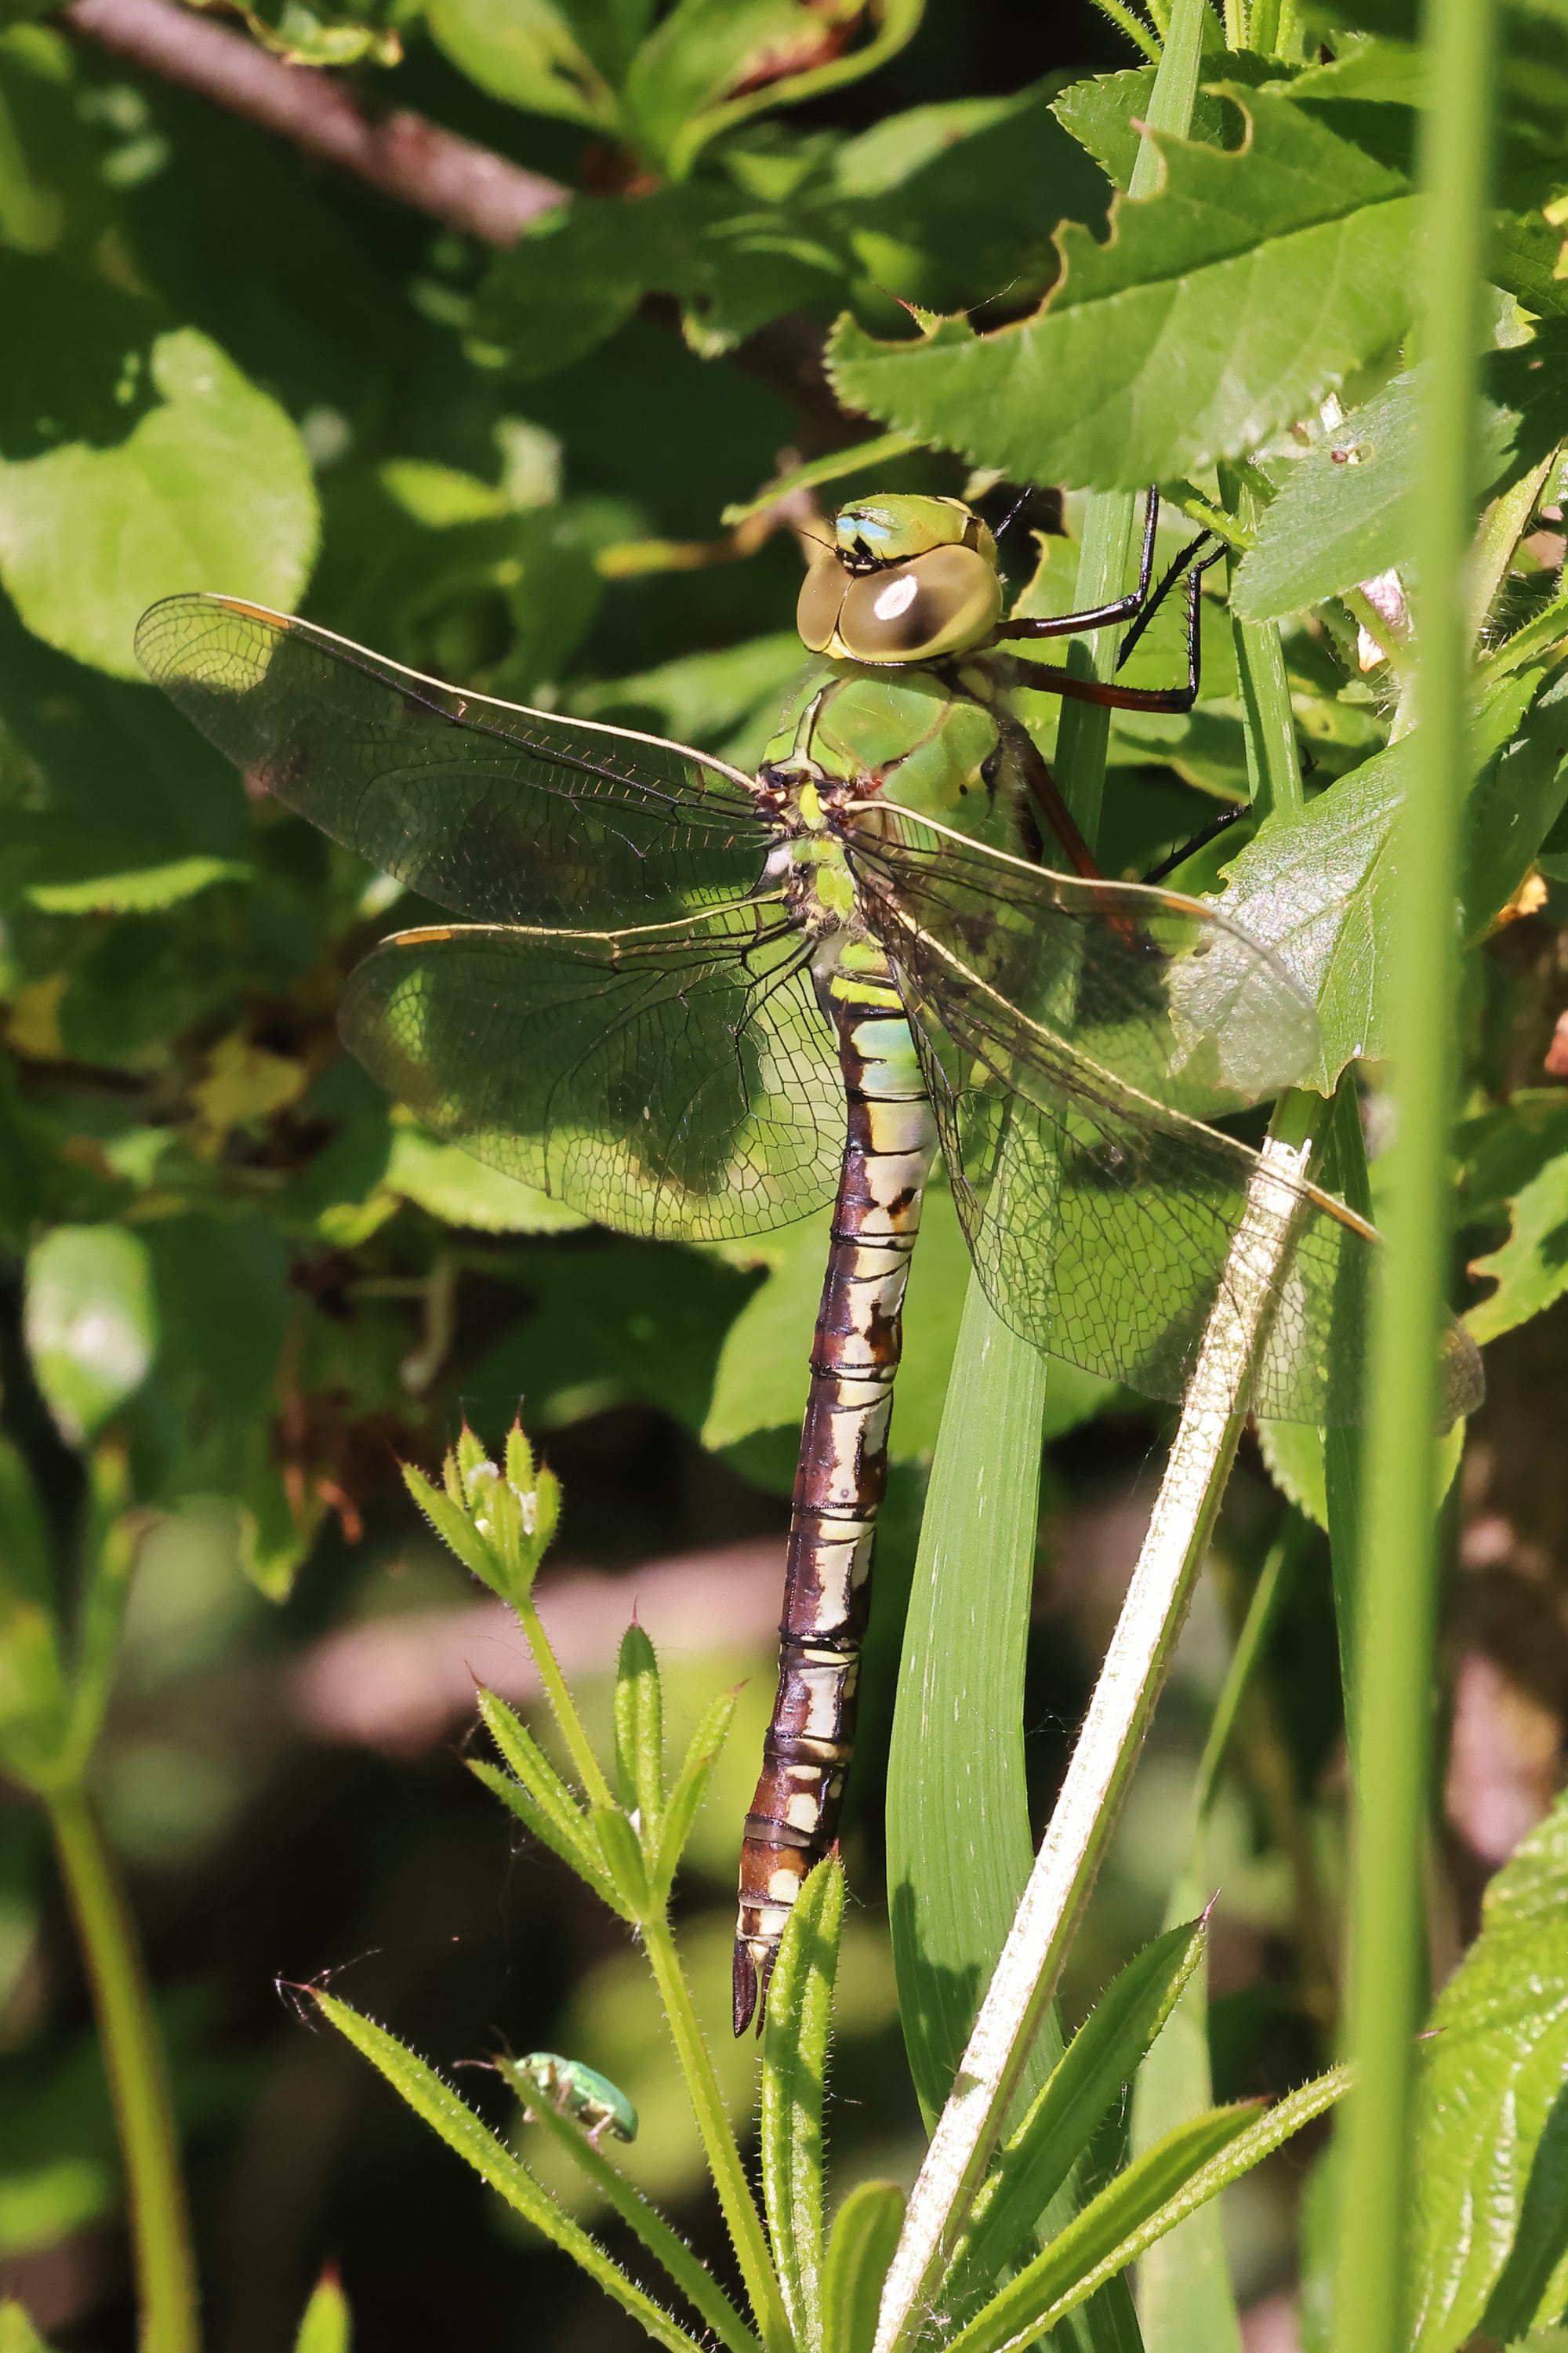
[732,951,937,2034]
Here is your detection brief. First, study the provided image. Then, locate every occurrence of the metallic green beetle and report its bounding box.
[508,2051,638,2147]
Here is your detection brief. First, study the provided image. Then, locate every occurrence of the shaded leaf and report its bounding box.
[423,0,624,129]
[386,1122,588,1234]
[1467,1149,1568,1344]
[1410,1787,1568,2350]
[826,93,1417,491]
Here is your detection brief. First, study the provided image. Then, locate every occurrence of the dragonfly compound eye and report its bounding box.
[835,543,1003,663]
[796,550,854,653]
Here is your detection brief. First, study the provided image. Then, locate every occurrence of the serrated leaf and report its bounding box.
[24,1225,156,1445]
[822,2181,905,2353]
[401,1462,503,1590]
[1051,64,1237,193]
[1232,372,1517,620]
[1208,671,1565,1091]
[826,93,1418,492]
[592,1803,651,1912]
[1467,1159,1568,1345]
[760,1856,844,2353]
[951,1916,1207,2297]
[313,1993,703,2353]
[1410,1787,1568,2350]
[292,2270,350,2353]
[475,1689,593,1843]
[613,1622,663,1828]
[0,257,316,677]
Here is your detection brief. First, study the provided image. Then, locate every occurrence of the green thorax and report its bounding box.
[763,654,1021,849]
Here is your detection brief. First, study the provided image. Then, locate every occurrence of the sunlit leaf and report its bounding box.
[0,256,316,677]
[822,2181,904,2353]
[760,1856,844,2351]
[827,93,1418,490]
[1410,1787,1568,2349]
[292,2269,350,2353]
[23,1225,157,1445]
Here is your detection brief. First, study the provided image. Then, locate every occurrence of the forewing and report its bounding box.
[340,904,844,1242]
[135,593,771,927]
[848,804,1318,1115]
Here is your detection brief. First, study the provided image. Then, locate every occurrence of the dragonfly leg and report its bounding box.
[991,486,1162,640]
[1005,543,1225,716]
[733,962,936,2034]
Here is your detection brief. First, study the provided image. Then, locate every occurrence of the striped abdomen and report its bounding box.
[732,942,935,2033]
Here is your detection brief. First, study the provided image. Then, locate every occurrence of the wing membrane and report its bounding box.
[851,807,1482,1426]
[341,902,844,1241]
[848,801,1319,1115]
[135,593,771,927]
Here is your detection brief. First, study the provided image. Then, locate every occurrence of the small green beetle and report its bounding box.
[509,2051,638,2148]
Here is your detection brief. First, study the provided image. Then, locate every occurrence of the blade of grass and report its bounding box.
[314,1992,705,2353]
[1331,0,1496,2345]
[878,8,1215,2345]
[875,1102,1323,2353]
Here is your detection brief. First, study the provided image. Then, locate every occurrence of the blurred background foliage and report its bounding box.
[0,0,1566,2344]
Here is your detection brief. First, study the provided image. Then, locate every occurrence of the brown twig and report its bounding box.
[62,0,568,244]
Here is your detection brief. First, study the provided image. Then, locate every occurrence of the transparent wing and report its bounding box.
[848,800,1319,1116]
[135,593,772,928]
[850,808,1483,1427]
[340,902,844,1242]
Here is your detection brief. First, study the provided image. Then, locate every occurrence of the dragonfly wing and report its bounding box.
[340,903,844,1241]
[857,819,1484,1427]
[848,803,1319,1117]
[136,593,771,928]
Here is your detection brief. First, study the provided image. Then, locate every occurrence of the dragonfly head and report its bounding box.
[797,493,1002,666]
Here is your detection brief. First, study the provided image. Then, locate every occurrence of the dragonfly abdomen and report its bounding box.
[733,954,935,2033]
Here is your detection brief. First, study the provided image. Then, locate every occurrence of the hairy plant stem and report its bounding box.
[1331,0,1496,2339]
[513,1592,615,1811]
[47,1788,198,2353]
[639,1913,789,2353]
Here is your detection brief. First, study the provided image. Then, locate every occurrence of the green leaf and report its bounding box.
[1467,1138,1568,1342]
[760,1857,844,2353]
[613,1622,664,1830]
[0,256,317,677]
[0,1436,53,1611]
[822,2181,905,2353]
[1409,1786,1568,2350]
[423,0,623,129]
[1232,372,1517,620]
[826,93,1418,491]
[477,183,849,379]
[652,1688,738,1897]
[292,2269,350,2353]
[1208,670,1566,1091]
[1051,63,1238,193]
[1256,1414,1465,1528]
[625,0,925,179]
[951,1916,1208,2297]
[1128,1883,1240,2353]
[313,1992,705,2353]
[591,1803,652,1914]
[386,1122,588,1234]
[945,2070,1351,2353]
[23,1225,157,1445]
[469,1759,623,1909]
[572,631,806,770]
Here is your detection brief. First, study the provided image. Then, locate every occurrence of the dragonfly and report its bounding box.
[136,486,1483,2034]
